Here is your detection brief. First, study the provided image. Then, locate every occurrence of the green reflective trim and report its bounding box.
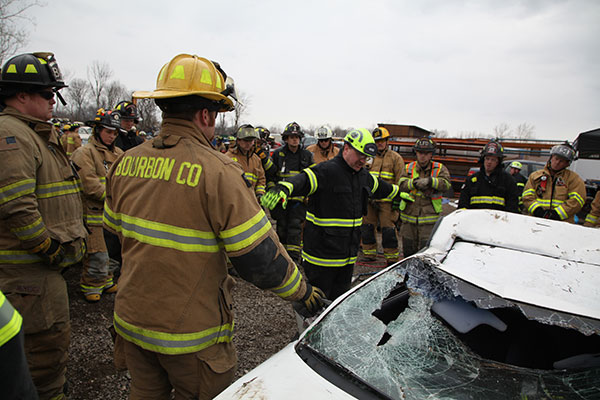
[370,171,380,178]
[104,204,220,252]
[302,251,357,267]
[585,214,598,224]
[306,212,362,228]
[522,188,536,197]
[264,158,273,170]
[285,244,302,252]
[304,168,318,196]
[470,196,506,206]
[36,180,81,199]
[270,264,302,298]
[0,293,22,347]
[10,216,45,241]
[362,248,377,256]
[400,213,439,225]
[385,184,399,201]
[0,242,84,267]
[80,284,103,295]
[255,185,265,195]
[114,312,233,355]
[0,179,36,205]
[278,171,301,178]
[219,210,272,252]
[279,181,294,195]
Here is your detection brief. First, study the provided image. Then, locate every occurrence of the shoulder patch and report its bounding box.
[0,136,19,151]
[471,176,477,183]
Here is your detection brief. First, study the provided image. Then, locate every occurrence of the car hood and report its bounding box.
[214,341,351,399]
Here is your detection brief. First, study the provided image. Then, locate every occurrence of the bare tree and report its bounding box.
[215,113,229,137]
[136,99,161,134]
[64,78,91,122]
[87,61,113,110]
[105,81,129,110]
[514,123,535,139]
[232,91,250,131]
[431,129,449,138]
[493,123,511,138]
[0,0,43,65]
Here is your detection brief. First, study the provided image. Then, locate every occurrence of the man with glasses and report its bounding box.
[262,129,405,300]
[306,125,339,164]
[0,52,87,400]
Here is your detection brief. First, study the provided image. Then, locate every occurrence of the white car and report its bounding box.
[216,209,600,399]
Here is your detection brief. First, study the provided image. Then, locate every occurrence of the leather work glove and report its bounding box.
[414,177,431,191]
[294,283,327,318]
[261,187,288,210]
[392,192,415,211]
[532,208,546,218]
[35,237,65,266]
[543,209,561,220]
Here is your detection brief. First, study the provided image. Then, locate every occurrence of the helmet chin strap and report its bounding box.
[55,90,67,106]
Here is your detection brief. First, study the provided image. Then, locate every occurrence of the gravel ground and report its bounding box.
[63,205,455,399]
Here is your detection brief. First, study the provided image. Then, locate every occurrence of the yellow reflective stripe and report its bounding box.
[264,158,273,170]
[362,248,377,256]
[36,180,81,199]
[304,168,318,196]
[0,179,36,205]
[279,171,301,178]
[85,214,104,226]
[384,184,399,201]
[285,244,302,252]
[384,250,399,259]
[67,137,75,144]
[585,214,598,224]
[569,191,585,207]
[371,174,379,194]
[370,171,380,178]
[522,188,536,197]
[306,212,362,228]
[470,196,506,206]
[302,251,357,267]
[517,182,525,188]
[255,185,265,195]
[400,213,439,224]
[279,181,294,195]
[270,264,303,299]
[0,293,22,347]
[380,171,394,180]
[10,216,45,241]
[0,243,84,266]
[431,177,439,190]
[528,201,543,214]
[114,313,233,355]
[103,204,220,252]
[99,177,106,184]
[243,172,258,184]
[219,210,272,252]
[555,205,568,220]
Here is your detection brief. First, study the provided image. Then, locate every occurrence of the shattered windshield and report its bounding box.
[301,257,600,399]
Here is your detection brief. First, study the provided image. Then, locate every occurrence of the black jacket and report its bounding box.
[281,153,398,266]
[268,144,313,183]
[458,167,519,213]
[114,130,144,152]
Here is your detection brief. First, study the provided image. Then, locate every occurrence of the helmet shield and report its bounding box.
[236,124,259,140]
[283,121,304,139]
[315,126,333,140]
[550,143,576,162]
[413,137,436,153]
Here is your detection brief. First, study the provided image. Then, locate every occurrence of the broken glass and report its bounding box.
[302,257,600,399]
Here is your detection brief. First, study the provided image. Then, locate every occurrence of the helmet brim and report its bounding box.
[133,89,234,111]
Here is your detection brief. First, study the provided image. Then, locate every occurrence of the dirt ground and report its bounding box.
[63,204,456,399]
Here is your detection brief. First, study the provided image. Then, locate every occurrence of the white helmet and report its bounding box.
[315,126,333,140]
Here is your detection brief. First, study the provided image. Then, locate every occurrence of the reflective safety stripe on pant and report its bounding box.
[272,201,305,263]
[80,251,117,295]
[361,202,398,261]
[302,260,354,301]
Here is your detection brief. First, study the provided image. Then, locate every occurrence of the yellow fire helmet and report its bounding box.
[133,54,235,112]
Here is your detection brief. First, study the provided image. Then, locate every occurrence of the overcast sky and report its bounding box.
[23,0,600,140]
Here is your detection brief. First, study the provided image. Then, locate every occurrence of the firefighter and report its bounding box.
[0,52,87,400]
[0,289,38,399]
[523,142,586,223]
[103,54,325,399]
[508,160,527,211]
[458,140,519,213]
[59,122,82,157]
[398,138,451,257]
[267,121,314,263]
[71,109,124,302]
[361,127,405,264]
[306,125,339,164]
[262,129,406,300]
[113,100,144,151]
[226,124,266,200]
[254,126,275,176]
[584,190,600,227]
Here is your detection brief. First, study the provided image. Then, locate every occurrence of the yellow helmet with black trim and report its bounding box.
[133,54,234,112]
[372,127,390,141]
